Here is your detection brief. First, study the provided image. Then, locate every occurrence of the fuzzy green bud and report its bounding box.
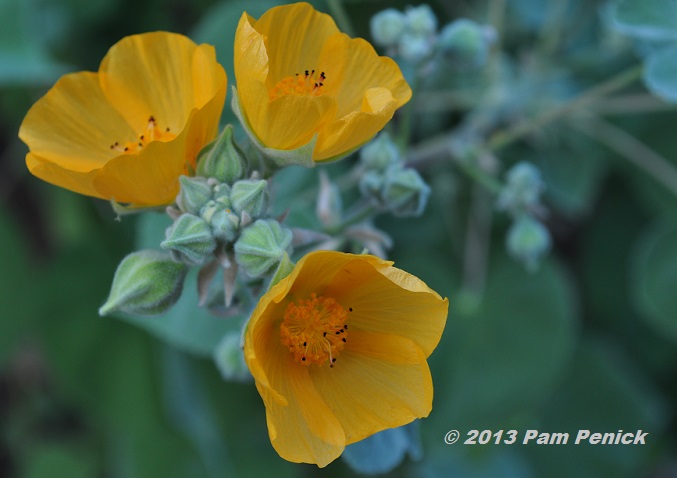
[212,183,232,208]
[175,176,213,214]
[506,215,551,271]
[359,170,386,205]
[99,250,187,317]
[438,19,493,69]
[196,124,247,184]
[405,4,437,37]
[161,213,216,265]
[399,33,433,62]
[201,200,240,243]
[230,179,269,218]
[497,161,545,214]
[382,166,431,217]
[213,333,251,382]
[360,132,400,172]
[370,9,407,47]
[234,219,293,278]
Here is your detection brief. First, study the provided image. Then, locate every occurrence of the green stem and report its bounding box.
[487,64,643,152]
[461,182,493,297]
[326,0,355,37]
[325,203,378,236]
[571,116,677,197]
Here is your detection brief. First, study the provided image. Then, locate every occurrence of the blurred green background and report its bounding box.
[1,0,677,476]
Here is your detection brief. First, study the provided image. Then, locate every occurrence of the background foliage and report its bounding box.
[1,0,677,476]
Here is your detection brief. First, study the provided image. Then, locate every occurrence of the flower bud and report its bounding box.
[161,213,216,265]
[382,166,431,217]
[213,333,251,382]
[234,219,293,278]
[497,161,545,214]
[99,250,187,317]
[398,33,433,62]
[359,170,385,203]
[405,4,437,37]
[360,132,400,172]
[212,182,232,208]
[196,124,247,184]
[175,176,213,214]
[438,19,493,69]
[201,200,240,243]
[316,171,343,227]
[370,9,407,47]
[506,215,551,271]
[230,179,269,218]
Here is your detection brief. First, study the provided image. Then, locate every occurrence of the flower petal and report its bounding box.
[313,88,398,160]
[253,2,339,85]
[309,330,432,444]
[99,32,217,134]
[324,256,448,357]
[245,294,345,466]
[318,34,411,117]
[26,153,102,198]
[18,71,134,170]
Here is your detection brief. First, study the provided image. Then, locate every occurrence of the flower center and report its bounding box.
[280,293,348,367]
[269,70,326,101]
[109,116,176,154]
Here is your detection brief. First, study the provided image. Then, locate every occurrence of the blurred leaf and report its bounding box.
[539,131,608,216]
[0,0,71,85]
[430,255,578,434]
[526,338,669,478]
[611,0,677,41]
[632,220,677,343]
[644,45,677,103]
[162,347,235,478]
[342,422,422,475]
[421,447,535,478]
[24,444,97,478]
[0,208,34,363]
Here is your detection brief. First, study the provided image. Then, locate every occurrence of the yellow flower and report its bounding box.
[233,2,412,162]
[244,251,448,467]
[19,32,227,207]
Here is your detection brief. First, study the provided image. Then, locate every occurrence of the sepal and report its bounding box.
[233,219,293,278]
[161,213,216,265]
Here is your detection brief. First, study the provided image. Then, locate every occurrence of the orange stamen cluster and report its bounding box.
[109,116,176,154]
[280,293,349,367]
[269,69,326,101]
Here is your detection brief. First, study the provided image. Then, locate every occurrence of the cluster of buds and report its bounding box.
[358,132,430,217]
[371,4,495,69]
[99,126,293,316]
[497,161,551,271]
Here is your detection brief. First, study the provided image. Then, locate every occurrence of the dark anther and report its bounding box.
[348,308,353,312]
[138,142,143,147]
[342,338,346,343]
[305,70,309,76]
[314,83,318,87]
[149,115,155,122]
[302,357,306,361]
[344,324,348,329]
[332,358,337,362]
[335,331,340,335]
[319,82,323,87]
[123,147,129,152]
[323,332,327,337]
[311,69,315,75]
[303,342,307,347]
[166,127,170,132]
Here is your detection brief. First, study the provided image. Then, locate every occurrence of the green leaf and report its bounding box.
[611,0,677,41]
[430,255,577,433]
[644,45,677,103]
[0,208,34,363]
[525,339,669,478]
[342,422,422,475]
[24,444,98,478]
[632,220,677,343]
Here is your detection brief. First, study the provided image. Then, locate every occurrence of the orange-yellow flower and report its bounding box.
[244,251,448,467]
[233,2,412,162]
[19,32,227,207]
